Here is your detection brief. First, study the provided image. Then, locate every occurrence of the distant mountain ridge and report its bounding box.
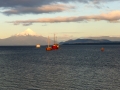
[60,39,120,45]
[85,36,120,41]
[0,28,54,46]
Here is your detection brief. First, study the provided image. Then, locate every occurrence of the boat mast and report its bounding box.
[48,36,49,47]
[54,34,55,44]
[56,36,57,44]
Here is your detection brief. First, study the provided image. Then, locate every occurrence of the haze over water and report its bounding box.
[0,45,120,90]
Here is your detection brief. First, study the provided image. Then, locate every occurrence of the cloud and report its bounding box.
[0,0,118,8]
[23,23,33,26]
[0,0,119,15]
[3,4,75,15]
[57,32,84,34]
[8,10,120,25]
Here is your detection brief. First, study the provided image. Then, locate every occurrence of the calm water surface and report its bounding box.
[0,45,120,90]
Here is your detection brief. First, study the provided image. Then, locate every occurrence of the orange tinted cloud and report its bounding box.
[8,10,120,25]
[38,4,74,12]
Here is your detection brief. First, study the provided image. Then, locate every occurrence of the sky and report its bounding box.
[0,0,120,41]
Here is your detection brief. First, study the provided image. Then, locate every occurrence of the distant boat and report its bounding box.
[52,34,59,50]
[46,36,52,51]
[101,47,104,52]
[36,44,40,48]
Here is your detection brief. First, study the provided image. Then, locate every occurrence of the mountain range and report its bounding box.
[0,28,54,46]
[0,28,120,46]
[85,36,120,41]
[60,39,120,45]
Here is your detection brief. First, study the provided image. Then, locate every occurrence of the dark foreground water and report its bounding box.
[0,45,120,90]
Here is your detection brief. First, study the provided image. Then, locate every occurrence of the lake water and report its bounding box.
[0,45,120,90]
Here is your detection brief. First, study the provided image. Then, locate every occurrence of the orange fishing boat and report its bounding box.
[46,36,52,51]
[101,47,104,52]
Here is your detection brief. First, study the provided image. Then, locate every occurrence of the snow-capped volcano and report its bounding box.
[0,28,55,46]
[15,28,40,36]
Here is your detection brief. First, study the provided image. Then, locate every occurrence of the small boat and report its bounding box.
[46,36,52,51]
[36,44,40,48]
[52,34,59,50]
[46,47,52,51]
[52,44,59,50]
[101,47,104,52]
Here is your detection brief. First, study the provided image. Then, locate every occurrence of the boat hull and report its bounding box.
[46,47,52,51]
[52,44,59,50]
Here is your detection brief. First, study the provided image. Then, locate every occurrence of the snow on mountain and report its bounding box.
[14,28,40,36]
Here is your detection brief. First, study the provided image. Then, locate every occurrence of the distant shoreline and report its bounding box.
[62,42,120,45]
